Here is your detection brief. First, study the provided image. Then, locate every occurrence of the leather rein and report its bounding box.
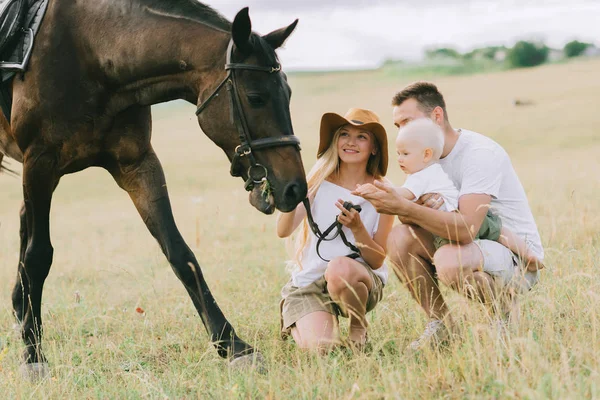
[302,198,362,262]
[195,38,301,192]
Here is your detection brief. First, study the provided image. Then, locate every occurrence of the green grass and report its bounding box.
[1,58,600,399]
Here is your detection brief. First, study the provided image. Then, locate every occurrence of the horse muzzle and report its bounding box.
[249,183,276,214]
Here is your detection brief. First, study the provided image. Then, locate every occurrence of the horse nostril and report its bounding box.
[283,181,307,204]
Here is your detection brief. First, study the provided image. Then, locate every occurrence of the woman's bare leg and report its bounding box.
[291,312,340,352]
[325,257,373,345]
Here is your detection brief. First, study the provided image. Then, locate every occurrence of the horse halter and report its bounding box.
[195,38,301,192]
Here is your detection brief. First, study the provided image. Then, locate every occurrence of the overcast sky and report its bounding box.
[210,0,600,70]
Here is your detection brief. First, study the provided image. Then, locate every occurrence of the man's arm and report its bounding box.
[355,183,416,201]
[353,181,491,244]
[400,193,491,244]
[403,147,503,243]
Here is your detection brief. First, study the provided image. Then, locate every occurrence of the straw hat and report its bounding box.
[318,108,388,175]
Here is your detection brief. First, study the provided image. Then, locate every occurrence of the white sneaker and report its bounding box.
[408,319,450,352]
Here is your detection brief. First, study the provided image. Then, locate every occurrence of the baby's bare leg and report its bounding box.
[498,227,545,271]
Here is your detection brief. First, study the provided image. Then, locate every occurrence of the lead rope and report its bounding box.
[302,198,362,262]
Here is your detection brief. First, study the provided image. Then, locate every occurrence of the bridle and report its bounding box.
[195,39,301,192]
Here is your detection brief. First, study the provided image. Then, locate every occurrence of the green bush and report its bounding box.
[463,46,508,61]
[425,47,461,59]
[507,41,549,68]
[564,40,591,58]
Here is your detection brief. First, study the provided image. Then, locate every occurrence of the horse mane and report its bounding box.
[141,0,231,32]
[142,0,279,65]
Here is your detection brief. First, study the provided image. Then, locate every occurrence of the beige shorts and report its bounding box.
[475,239,540,292]
[279,264,383,339]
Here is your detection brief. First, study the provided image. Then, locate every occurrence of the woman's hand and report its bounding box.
[335,199,364,233]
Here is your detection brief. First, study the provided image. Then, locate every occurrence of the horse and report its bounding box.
[0,0,307,378]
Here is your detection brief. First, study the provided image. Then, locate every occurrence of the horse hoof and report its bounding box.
[19,362,50,382]
[229,352,267,374]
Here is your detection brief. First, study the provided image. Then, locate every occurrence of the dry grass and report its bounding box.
[1,58,599,399]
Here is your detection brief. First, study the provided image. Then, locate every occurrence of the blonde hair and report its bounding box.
[289,125,384,268]
[398,118,444,160]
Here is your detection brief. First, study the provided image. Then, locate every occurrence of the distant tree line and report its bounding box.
[423,39,597,69]
[563,40,593,58]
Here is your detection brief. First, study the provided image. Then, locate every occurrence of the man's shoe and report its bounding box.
[407,319,450,352]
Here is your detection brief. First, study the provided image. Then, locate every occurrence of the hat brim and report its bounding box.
[318,113,388,175]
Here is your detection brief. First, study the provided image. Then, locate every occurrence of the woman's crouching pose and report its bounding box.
[277,108,394,352]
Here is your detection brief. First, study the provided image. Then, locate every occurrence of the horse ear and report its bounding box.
[263,19,299,49]
[232,7,253,54]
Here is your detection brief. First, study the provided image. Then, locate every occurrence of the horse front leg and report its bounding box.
[12,203,28,323]
[107,149,258,362]
[17,152,60,380]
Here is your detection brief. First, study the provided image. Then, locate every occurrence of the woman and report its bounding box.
[277,108,394,352]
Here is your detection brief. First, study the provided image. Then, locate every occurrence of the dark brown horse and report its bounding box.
[0,0,307,377]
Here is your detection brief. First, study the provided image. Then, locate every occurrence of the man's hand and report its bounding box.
[416,193,445,210]
[352,180,411,216]
[352,183,380,197]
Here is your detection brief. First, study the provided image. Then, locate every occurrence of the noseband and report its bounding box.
[195,39,301,192]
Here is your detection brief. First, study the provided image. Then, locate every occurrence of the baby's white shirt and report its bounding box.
[401,163,459,212]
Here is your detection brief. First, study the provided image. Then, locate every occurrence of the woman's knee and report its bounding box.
[291,327,318,350]
[324,258,366,294]
[292,313,338,351]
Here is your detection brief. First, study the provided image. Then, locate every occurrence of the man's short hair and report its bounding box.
[391,82,449,121]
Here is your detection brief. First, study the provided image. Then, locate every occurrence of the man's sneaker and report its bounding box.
[407,319,450,352]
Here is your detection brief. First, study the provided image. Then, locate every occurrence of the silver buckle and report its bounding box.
[235,145,251,156]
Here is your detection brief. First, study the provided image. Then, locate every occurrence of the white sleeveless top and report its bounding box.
[290,180,389,288]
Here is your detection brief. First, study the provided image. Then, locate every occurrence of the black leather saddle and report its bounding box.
[0,0,28,54]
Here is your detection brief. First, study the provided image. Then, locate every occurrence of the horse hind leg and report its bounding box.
[17,151,60,380]
[106,149,258,363]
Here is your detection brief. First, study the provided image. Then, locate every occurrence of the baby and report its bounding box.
[394,118,544,272]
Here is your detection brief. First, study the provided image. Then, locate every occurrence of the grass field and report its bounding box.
[1,58,600,399]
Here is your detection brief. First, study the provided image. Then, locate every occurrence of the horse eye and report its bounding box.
[247,94,266,107]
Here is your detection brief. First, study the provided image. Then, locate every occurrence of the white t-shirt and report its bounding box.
[438,129,544,259]
[401,163,459,212]
[290,180,389,287]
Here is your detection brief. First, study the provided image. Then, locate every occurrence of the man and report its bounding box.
[353,82,543,351]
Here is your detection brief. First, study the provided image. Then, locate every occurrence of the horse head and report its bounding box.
[196,8,307,215]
